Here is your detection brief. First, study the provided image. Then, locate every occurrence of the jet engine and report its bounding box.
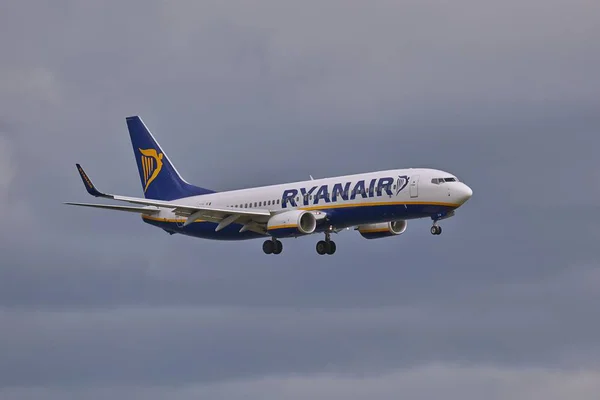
[357,220,407,239]
[267,210,317,238]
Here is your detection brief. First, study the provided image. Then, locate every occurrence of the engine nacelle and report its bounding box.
[357,220,408,239]
[267,210,317,238]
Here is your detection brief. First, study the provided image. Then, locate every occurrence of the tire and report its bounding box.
[316,240,327,255]
[326,241,336,255]
[273,240,283,254]
[263,240,274,254]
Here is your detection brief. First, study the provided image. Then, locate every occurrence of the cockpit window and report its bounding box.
[432,177,458,184]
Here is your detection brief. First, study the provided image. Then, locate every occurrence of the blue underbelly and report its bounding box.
[322,203,456,228]
[142,202,456,240]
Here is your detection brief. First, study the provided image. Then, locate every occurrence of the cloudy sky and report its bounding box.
[1,0,600,398]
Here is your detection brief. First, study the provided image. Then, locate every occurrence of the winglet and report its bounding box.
[76,164,106,197]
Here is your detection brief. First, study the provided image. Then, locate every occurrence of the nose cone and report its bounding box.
[456,183,473,204]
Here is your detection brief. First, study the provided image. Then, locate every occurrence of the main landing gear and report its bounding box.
[316,230,336,255]
[263,238,283,254]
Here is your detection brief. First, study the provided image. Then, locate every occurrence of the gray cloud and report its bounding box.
[1,0,600,398]
[3,364,600,400]
[1,281,600,389]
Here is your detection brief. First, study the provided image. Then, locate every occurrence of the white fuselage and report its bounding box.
[143,168,472,238]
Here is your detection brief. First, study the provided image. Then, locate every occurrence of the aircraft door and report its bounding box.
[409,175,419,198]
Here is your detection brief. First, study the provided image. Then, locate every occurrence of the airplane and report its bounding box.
[66,116,473,255]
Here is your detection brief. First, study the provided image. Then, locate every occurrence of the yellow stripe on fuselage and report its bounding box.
[299,200,459,211]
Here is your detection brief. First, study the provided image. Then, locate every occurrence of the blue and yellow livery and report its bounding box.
[65,115,473,255]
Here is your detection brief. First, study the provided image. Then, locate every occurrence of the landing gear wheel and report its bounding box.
[326,240,336,255]
[273,240,283,254]
[430,225,442,235]
[317,227,337,255]
[263,239,282,254]
[263,240,274,254]
[316,240,328,255]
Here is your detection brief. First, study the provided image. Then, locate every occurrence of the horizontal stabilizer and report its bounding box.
[64,202,160,214]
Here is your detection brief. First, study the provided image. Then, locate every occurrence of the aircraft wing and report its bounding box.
[64,202,161,214]
[68,164,272,233]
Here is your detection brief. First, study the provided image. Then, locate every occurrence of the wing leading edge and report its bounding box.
[64,202,160,214]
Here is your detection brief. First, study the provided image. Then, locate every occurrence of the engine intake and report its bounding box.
[267,210,317,238]
[357,220,407,239]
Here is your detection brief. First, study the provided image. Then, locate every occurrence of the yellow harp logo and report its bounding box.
[139,148,164,192]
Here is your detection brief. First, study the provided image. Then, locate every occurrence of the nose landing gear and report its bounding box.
[430,211,453,236]
[430,225,442,235]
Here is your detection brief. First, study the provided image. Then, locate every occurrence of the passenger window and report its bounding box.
[277,199,280,204]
